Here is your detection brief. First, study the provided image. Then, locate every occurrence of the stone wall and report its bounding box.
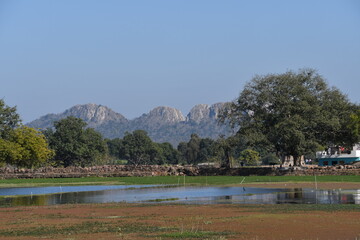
[0,165,199,179]
[0,165,359,179]
[198,165,360,176]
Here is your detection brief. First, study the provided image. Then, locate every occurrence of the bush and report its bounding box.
[238,149,260,166]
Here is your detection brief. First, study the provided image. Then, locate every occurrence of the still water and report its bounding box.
[0,185,359,206]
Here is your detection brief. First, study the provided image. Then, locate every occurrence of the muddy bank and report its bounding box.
[0,165,359,179]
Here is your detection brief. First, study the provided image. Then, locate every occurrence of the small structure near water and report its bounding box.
[317,144,360,166]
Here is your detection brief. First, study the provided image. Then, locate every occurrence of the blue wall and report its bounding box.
[318,157,360,166]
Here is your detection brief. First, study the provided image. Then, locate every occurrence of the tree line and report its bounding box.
[1,69,360,168]
[0,100,270,168]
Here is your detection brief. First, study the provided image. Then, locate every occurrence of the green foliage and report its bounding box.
[0,100,52,168]
[106,138,123,160]
[0,126,54,168]
[223,69,357,165]
[159,230,228,239]
[199,137,217,162]
[0,139,22,166]
[210,135,249,168]
[0,99,21,140]
[46,117,107,167]
[238,149,260,166]
[106,133,180,165]
[178,134,216,165]
[120,130,163,165]
[349,109,360,142]
[212,136,233,168]
[183,133,201,164]
[157,142,180,164]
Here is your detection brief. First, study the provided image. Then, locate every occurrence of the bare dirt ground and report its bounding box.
[0,202,359,240]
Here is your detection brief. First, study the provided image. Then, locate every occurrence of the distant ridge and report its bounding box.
[27,103,232,146]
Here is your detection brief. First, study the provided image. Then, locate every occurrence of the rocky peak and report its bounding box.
[186,103,226,123]
[27,103,128,130]
[209,102,226,119]
[63,104,127,124]
[27,102,231,146]
[138,106,185,124]
[186,104,210,123]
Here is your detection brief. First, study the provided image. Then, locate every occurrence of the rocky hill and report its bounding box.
[28,104,128,130]
[27,103,232,146]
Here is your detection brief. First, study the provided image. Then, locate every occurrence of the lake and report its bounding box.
[0,185,359,206]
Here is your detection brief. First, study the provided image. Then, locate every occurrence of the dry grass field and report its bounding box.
[0,202,359,240]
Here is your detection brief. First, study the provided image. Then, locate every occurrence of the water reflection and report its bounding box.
[0,186,359,206]
[0,185,156,196]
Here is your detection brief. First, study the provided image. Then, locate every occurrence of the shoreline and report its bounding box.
[240,182,360,190]
[0,180,359,190]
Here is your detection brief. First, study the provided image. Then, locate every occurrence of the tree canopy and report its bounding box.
[177,134,217,165]
[0,100,53,168]
[106,134,181,165]
[0,126,54,168]
[349,110,360,142]
[46,117,108,167]
[0,99,21,139]
[119,130,163,166]
[238,149,260,166]
[222,69,357,165]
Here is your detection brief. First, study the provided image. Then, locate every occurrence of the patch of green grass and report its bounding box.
[159,230,230,239]
[119,224,174,234]
[0,175,359,188]
[0,221,118,237]
[0,221,175,237]
[147,198,179,202]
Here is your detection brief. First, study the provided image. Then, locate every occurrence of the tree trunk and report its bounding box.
[280,154,286,165]
[222,149,231,169]
[293,155,299,166]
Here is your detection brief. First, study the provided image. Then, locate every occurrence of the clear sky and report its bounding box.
[1,0,359,123]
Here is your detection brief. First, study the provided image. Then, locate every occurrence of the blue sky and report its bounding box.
[1,0,359,123]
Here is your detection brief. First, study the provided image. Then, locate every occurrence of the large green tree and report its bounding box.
[106,136,180,165]
[0,100,53,168]
[212,135,244,168]
[120,130,162,166]
[106,138,124,162]
[157,142,180,165]
[0,126,54,168]
[222,69,357,165]
[349,110,360,142]
[177,134,216,165]
[46,117,108,167]
[0,99,21,139]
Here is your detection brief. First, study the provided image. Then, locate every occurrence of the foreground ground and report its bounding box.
[0,203,359,240]
[0,176,359,239]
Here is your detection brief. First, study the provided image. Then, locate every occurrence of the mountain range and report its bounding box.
[27,103,233,146]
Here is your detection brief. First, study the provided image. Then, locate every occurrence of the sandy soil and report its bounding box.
[0,202,359,240]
